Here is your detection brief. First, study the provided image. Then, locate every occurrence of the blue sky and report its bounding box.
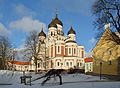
[0,0,97,57]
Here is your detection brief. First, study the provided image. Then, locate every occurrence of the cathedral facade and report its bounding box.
[31,9,85,71]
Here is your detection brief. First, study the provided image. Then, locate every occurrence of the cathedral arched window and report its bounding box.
[57,62,60,66]
[51,32,53,36]
[68,48,72,55]
[66,62,69,66]
[74,48,76,55]
[70,62,72,66]
[80,62,82,66]
[57,46,61,54]
[58,46,60,52]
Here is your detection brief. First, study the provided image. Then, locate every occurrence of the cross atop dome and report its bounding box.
[56,8,58,15]
[42,24,43,31]
[48,8,63,28]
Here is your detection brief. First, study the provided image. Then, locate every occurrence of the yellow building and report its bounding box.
[92,23,120,76]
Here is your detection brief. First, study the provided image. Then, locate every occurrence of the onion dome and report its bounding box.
[67,24,76,35]
[48,17,57,28]
[39,24,46,37]
[54,8,63,26]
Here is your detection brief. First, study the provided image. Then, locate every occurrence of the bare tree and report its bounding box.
[31,69,64,86]
[0,36,11,70]
[91,0,120,39]
[24,30,42,72]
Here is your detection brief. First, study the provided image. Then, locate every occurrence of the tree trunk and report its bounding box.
[2,56,5,70]
[34,57,38,72]
[35,64,37,72]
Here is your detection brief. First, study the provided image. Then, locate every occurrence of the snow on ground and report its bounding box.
[0,70,120,88]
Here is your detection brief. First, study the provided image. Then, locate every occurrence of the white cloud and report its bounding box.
[9,16,47,32]
[89,37,96,44]
[85,50,92,58]
[13,4,36,17]
[0,23,11,36]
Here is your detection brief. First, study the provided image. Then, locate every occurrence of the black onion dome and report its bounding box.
[68,25,76,35]
[54,8,63,26]
[48,18,57,28]
[48,8,63,28]
[38,27,46,37]
[54,15,63,26]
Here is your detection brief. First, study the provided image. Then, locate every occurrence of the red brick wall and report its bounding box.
[65,48,68,56]
[61,46,64,56]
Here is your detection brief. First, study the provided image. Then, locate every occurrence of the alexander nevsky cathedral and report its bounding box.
[31,9,85,71]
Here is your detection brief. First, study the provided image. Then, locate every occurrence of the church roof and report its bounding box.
[54,14,63,26]
[68,25,76,35]
[48,18,57,28]
[38,25,46,37]
[48,8,63,28]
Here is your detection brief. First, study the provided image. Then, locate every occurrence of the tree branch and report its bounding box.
[116,5,120,28]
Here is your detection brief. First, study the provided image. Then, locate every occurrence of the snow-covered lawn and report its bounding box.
[0,70,120,88]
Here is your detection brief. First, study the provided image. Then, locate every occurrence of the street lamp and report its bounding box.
[100,61,102,80]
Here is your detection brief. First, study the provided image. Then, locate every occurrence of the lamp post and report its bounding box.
[100,61,102,80]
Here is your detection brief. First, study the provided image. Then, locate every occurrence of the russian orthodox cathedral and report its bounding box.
[31,9,85,71]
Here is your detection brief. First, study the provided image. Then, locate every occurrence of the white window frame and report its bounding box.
[57,45,61,54]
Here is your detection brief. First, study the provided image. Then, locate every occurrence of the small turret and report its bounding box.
[38,24,46,37]
[54,8,63,26]
[48,13,57,28]
[68,24,76,35]
[67,24,76,41]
